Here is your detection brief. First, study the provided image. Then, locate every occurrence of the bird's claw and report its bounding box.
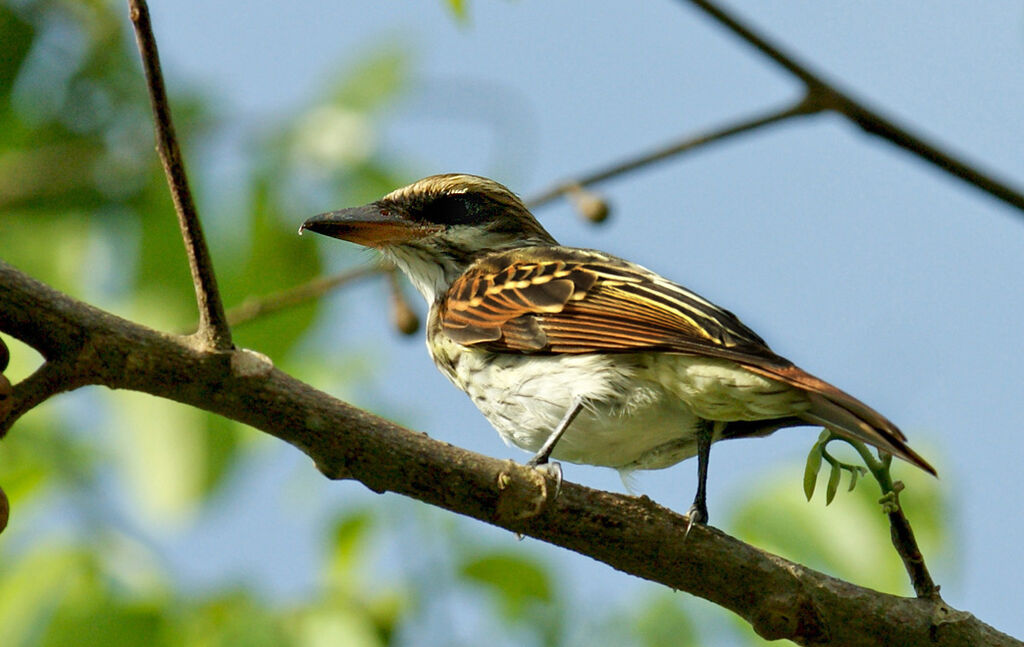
[683,502,707,540]
[527,459,563,499]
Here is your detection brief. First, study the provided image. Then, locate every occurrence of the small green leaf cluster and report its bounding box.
[803,430,869,505]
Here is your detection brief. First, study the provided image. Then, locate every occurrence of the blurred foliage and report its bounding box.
[458,549,560,646]
[0,0,413,642]
[0,1,953,645]
[444,0,468,23]
[0,513,405,647]
[733,463,947,595]
[728,462,948,645]
[0,0,408,519]
[459,551,553,619]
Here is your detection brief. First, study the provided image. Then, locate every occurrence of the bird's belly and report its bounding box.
[431,342,705,470]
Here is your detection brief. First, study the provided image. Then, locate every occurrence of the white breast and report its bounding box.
[428,333,707,470]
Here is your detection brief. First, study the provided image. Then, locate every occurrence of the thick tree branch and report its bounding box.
[128,0,233,350]
[0,260,1018,647]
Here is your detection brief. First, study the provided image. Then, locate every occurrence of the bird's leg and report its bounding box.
[684,419,718,538]
[526,398,585,496]
[527,398,584,467]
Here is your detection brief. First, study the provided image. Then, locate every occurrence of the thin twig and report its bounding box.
[680,0,1024,216]
[2,361,88,437]
[386,266,421,335]
[526,98,818,208]
[226,265,389,328]
[128,0,233,350]
[845,438,939,599]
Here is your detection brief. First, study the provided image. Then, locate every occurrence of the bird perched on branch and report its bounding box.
[301,174,935,531]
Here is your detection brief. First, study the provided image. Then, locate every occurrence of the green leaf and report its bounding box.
[825,463,841,506]
[0,214,96,296]
[329,510,374,577]
[292,608,383,647]
[42,601,169,647]
[632,595,697,647]
[445,0,468,22]
[459,551,552,621]
[329,48,409,113]
[848,467,860,492]
[181,591,290,647]
[338,162,414,206]
[0,548,85,647]
[132,170,200,330]
[0,6,34,100]
[111,393,209,524]
[222,175,323,360]
[802,444,822,501]
[200,413,247,495]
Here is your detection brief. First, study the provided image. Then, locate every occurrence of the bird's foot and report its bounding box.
[526,457,563,499]
[684,501,708,540]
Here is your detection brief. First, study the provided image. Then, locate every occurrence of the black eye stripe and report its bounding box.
[419,193,488,226]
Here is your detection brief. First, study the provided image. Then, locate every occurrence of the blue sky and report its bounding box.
[150,0,1024,639]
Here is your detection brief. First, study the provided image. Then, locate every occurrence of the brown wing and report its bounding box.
[441,246,774,359]
[439,246,936,475]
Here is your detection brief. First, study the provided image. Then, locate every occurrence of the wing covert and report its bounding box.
[439,247,776,360]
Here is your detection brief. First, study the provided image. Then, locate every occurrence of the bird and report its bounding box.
[300,173,935,532]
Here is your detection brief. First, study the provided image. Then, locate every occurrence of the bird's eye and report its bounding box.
[420,194,486,226]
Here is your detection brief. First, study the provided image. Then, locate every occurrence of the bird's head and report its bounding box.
[301,174,556,302]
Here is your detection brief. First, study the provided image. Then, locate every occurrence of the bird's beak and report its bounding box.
[300,204,438,247]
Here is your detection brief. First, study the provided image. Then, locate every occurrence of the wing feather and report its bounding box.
[439,247,773,359]
[440,247,794,398]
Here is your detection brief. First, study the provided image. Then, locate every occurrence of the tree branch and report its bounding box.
[526,98,818,208]
[680,0,1024,216]
[814,433,938,599]
[2,360,87,439]
[127,0,233,350]
[526,2,1024,217]
[848,440,938,599]
[225,264,389,328]
[0,260,1018,646]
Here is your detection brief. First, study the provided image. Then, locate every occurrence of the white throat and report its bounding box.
[381,245,463,304]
